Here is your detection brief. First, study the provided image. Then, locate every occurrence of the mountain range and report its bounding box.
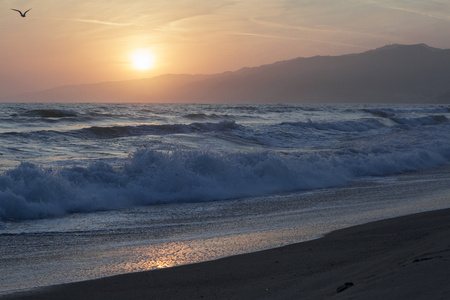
[5,43,450,103]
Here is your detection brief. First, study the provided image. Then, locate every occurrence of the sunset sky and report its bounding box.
[2,0,450,98]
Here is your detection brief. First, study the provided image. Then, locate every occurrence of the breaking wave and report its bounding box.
[1,142,449,221]
[1,103,450,221]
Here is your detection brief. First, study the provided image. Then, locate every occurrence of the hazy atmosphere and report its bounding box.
[2,1,450,298]
[2,0,450,98]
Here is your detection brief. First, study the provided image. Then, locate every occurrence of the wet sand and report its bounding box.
[3,208,450,300]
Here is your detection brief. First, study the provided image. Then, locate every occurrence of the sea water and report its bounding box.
[0,103,449,293]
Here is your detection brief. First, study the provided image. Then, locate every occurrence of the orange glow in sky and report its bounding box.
[2,0,450,98]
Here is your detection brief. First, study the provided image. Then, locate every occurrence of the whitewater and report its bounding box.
[1,103,450,293]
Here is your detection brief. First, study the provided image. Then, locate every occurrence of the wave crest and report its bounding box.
[281,119,385,132]
[25,109,78,118]
[79,120,240,138]
[1,141,449,221]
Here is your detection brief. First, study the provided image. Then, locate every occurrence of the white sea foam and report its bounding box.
[1,103,449,220]
[1,138,449,221]
[2,103,450,296]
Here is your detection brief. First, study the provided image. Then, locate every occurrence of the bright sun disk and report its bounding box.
[131,50,155,70]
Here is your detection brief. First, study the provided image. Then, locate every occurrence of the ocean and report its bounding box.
[1,102,450,294]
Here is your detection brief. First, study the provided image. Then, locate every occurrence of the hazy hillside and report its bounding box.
[5,44,450,103]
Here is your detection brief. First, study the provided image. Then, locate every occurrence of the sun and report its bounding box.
[131,49,156,70]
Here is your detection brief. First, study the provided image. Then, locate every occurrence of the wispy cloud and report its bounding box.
[249,18,330,32]
[153,16,206,32]
[231,31,369,50]
[231,31,305,41]
[68,18,139,27]
[384,6,450,21]
[366,0,450,21]
[153,13,235,35]
[247,17,400,42]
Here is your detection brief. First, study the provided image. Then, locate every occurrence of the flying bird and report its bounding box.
[11,8,32,18]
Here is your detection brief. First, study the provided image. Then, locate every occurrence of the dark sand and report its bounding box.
[3,208,450,300]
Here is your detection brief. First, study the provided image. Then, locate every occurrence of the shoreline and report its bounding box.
[3,208,450,300]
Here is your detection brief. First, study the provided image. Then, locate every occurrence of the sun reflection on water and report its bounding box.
[109,228,318,276]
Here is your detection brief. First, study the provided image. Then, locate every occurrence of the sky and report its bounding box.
[2,0,450,98]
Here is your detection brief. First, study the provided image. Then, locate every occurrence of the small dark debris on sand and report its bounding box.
[337,282,354,293]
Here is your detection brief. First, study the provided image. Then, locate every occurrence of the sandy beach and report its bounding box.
[3,208,449,300]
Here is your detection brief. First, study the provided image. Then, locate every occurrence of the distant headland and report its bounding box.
[4,43,450,103]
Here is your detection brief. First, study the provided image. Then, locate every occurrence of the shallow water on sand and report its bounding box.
[1,103,450,293]
[1,164,449,294]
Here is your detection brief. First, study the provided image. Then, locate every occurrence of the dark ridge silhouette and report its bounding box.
[4,44,450,103]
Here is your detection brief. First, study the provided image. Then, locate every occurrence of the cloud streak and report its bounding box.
[68,18,139,27]
[2,0,450,99]
[248,17,398,40]
[387,7,450,21]
[231,31,369,50]
[367,1,450,21]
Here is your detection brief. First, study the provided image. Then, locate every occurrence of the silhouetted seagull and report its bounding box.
[11,8,32,18]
